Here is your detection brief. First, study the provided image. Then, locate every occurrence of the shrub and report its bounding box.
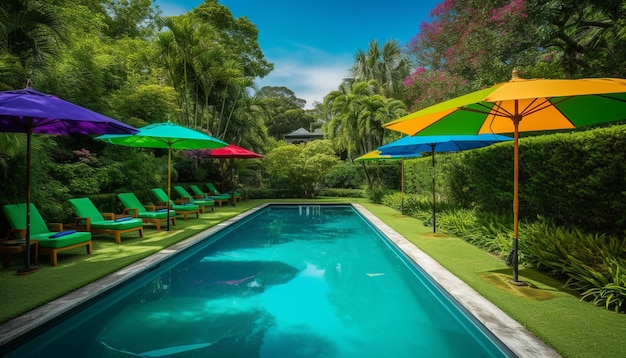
[318,188,364,198]
[434,209,626,313]
[321,162,363,189]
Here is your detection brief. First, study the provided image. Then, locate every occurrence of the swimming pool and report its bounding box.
[0,204,555,357]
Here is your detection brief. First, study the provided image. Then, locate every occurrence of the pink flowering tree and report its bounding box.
[403,67,471,111]
[407,0,536,84]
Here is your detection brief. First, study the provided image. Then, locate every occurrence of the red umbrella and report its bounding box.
[199,144,264,159]
[193,144,263,203]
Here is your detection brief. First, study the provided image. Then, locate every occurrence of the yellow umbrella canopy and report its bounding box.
[355,150,420,213]
[354,150,392,161]
[383,70,626,283]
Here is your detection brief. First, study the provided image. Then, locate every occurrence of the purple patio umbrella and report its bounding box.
[0,87,138,274]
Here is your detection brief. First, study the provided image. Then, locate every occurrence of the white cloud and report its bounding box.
[257,49,353,109]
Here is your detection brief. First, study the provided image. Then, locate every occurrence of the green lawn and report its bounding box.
[1,198,625,357]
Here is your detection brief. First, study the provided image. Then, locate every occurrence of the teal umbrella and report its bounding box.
[96,122,227,230]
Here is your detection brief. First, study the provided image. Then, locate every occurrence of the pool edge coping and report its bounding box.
[0,203,561,357]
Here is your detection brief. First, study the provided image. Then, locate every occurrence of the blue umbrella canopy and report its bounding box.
[96,122,228,230]
[378,134,512,233]
[0,87,139,274]
[377,134,513,155]
[355,150,421,213]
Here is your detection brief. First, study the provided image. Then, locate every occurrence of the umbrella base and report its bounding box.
[507,279,528,287]
[17,265,39,275]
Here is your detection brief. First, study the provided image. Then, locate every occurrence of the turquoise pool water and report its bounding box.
[2,204,514,357]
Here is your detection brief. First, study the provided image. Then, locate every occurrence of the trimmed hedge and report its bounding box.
[402,124,626,235]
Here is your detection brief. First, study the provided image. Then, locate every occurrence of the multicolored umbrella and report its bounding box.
[96,122,227,229]
[383,71,626,283]
[378,134,512,233]
[355,150,420,213]
[0,87,138,274]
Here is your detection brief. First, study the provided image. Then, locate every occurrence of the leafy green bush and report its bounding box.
[367,186,390,204]
[437,209,513,258]
[434,209,626,313]
[318,188,364,198]
[447,125,626,233]
[580,259,626,312]
[321,161,363,189]
[265,141,340,198]
[243,188,293,199]
[380,191,402,210]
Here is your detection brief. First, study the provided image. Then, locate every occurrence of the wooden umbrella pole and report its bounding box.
[431,145,436,233]
[18,128,38,274]
[167,145,172,231]
[401,157,405,213]
[512,101,523,284]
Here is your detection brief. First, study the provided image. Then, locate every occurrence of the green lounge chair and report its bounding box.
[117,193,176,230]
[2,203,92,266]
[207,182,241,202]
[173,186,215,213]
[68,198,144,244]
[151,188,200,220]
[189,185,229,207]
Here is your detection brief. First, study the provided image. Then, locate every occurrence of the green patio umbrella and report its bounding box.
[96,122,227,230]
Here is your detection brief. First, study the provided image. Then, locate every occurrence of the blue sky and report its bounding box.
[156,0,439,108]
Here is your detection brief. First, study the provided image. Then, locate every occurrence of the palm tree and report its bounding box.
[323,80,406,158]
[0,0,65,87]
[350,40,411,99]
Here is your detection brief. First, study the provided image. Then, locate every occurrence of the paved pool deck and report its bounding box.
[0,203,561,357]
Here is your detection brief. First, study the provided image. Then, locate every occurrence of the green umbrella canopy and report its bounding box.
[96,121,227,150]
[96,122,227,229]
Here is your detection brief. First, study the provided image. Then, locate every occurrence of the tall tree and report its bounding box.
[102,0,160,39]
[257,86,312,140]
[407,0,538,86]
[350,39,411,99]
[527,0,626,78]
[191,0,273,79]
[323,80,406,159]
[0,0,66,88]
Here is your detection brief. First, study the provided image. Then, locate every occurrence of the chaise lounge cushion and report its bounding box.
[3,203,93,266]
[173,186,215,207]
[3,203,92,249]
[117,193,175,219]
[151,188,200,212]
[69,197,140,222]
[190,184,229,199]
[68,197,143,230]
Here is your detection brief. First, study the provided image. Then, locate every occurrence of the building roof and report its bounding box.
[285,127,324,143]
[285,127,311,137]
